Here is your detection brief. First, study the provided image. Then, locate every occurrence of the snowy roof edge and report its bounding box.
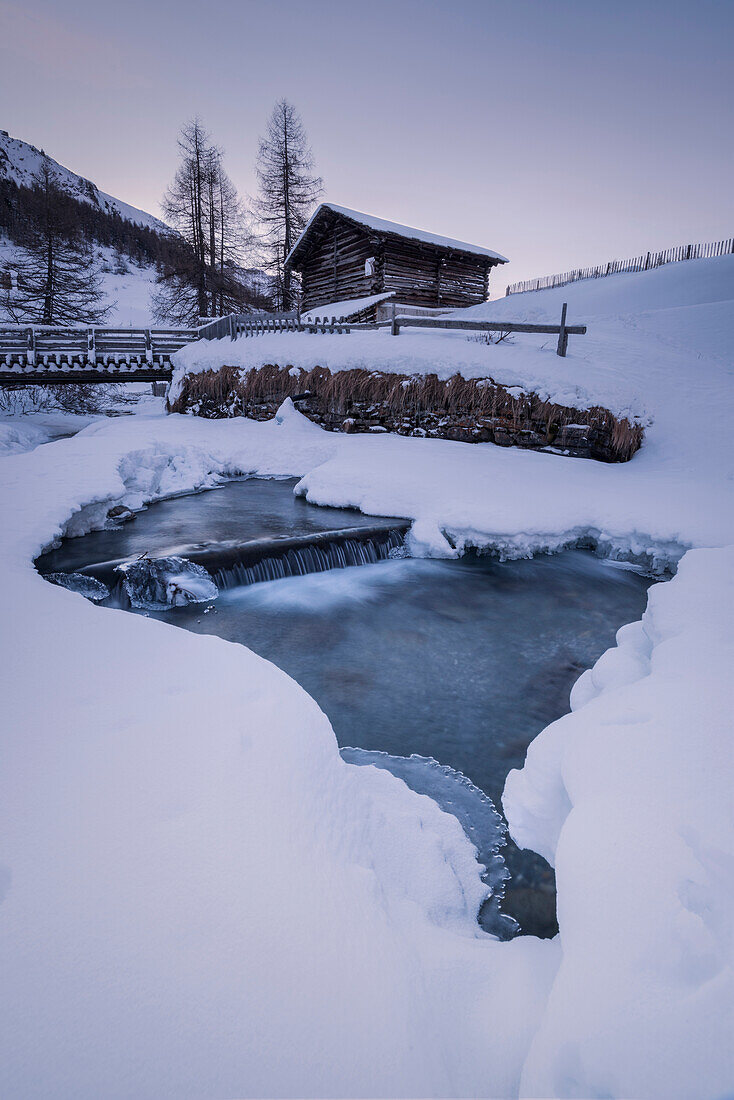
[286,203,509,266]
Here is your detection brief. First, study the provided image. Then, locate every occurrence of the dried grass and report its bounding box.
[169,364,643,462]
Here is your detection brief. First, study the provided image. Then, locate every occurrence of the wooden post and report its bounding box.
[556,302,568,357]
[144,329,152,364]
[87,328,95,365]
[391,302,399,336]
[27,327,35,367]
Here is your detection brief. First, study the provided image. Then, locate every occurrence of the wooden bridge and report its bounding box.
[0,326,197,385]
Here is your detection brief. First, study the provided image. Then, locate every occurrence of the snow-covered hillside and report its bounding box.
[0,130,169,233]
[0,236,160,327]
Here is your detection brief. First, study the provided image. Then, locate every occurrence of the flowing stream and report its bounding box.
[38,477,654,938]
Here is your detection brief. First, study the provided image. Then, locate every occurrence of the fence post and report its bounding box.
[144,329,152,364]
[391,303,399,336]
[87,328,95,365]
[556,302,568,357]
[27,327,35,367]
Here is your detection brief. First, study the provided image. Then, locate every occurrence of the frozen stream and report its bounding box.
[38,477,654,937]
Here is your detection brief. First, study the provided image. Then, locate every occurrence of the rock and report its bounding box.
[107,504,135,523]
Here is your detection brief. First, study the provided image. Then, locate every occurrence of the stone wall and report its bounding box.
[169,364,643,463]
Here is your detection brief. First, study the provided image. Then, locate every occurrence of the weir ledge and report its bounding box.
[67,521,412,586]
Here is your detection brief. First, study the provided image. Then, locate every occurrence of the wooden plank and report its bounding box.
[0,368,173,387]
[557,302,568,357]
[392,316,586,335]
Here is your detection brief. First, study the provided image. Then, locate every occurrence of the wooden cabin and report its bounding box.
[285,204,508,316]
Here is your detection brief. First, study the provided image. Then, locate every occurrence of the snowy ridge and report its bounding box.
[0,130,169,233]
[172,255,734,425]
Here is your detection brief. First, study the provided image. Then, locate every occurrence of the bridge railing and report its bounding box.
[0,325,196,370]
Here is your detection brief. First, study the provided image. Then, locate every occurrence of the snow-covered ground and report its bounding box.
[173,257,734,562]
[1,256,733,1097]
[174,254,734,419]
[0,386,165,458]
[0,410,97,455]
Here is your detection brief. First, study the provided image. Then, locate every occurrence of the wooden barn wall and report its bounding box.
[300,220,377,310]
[382,239,491,308]
[296,213,498,311]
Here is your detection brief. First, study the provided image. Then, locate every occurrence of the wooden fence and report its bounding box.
[198,304,584,356]
[505,237,734,296]
[198,312,351,339]
[386,303,584,356]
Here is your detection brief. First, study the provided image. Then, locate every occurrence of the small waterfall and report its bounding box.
[215,530,406,590]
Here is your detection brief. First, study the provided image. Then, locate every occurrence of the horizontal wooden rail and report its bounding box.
[389,303,585,355]
[197,307,585,355]
[389,316,586,335]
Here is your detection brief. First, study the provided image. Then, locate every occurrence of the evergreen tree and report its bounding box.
[2,164,111,325]
[253,100,323,310]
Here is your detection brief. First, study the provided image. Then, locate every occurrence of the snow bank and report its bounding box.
[0,411,97,456]
[172,325,648,419]
[2,251,733,1097]
[503,545,734,1099]
[0,415,558,1098]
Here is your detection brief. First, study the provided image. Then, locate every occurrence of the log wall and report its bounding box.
[382,240,491,308]
[295,209,500,312]
[300,219,377,310]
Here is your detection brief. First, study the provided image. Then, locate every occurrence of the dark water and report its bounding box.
[37,477,393,573]
[39,478,654,936]
[143,552,652,934]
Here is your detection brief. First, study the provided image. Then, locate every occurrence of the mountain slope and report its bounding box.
[0,130,169,234]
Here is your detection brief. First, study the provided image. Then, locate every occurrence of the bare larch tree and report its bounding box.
[2,163,111,325]
[154,119,251,324]
[253,100,323,310]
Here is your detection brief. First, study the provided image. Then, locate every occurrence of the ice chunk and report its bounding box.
[117,555,218,610]
[46,572,110,602]
[341,747,518,938]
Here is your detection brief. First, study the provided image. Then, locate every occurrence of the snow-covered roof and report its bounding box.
[301,291,395,321]
[286,203,508,266]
